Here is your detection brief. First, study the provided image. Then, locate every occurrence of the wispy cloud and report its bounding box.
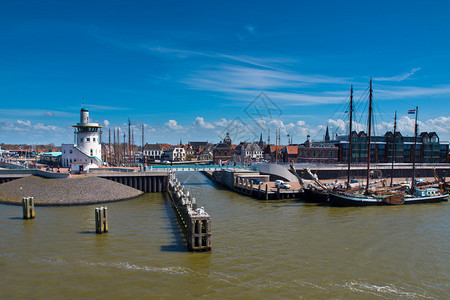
[245,24,255,33]
[0,109,75,118]
[84,104,129,111]
[185,65,349,105]
[376,84,450,99]
[375,68,421,82]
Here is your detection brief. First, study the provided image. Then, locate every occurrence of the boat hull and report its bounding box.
[329,192,384,206]
[329,192,448,207]
[302,188,329,203]
[403,194,448,204]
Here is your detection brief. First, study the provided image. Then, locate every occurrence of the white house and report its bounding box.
[162,147,186,161]
[61,107,103,172]
[240,143,263,161]
[143,144,163,161]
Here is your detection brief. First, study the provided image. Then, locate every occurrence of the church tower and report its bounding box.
[324,126,330,142]
[224,132,232,146]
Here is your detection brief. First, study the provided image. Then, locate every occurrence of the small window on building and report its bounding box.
[90,149,93,155]
[93,138,96,142]
[70,150,73,154]
[80,138,83,143]
[87,138,90,142]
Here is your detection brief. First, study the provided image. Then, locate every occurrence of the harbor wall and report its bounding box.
[97,174,168,193]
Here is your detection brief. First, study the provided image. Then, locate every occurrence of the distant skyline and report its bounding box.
[1,0,449,145]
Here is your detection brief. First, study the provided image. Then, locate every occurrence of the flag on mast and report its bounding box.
[408,109,416,114]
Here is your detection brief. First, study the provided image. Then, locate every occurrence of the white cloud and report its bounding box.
[32,123,58,131]
[103,120,110,127]
[165,120,183,130]
[16,120,31,127]
[194,117,215,129]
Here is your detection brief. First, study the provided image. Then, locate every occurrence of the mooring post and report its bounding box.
[95,208,102,234]
[250,181,254,196]
[277,185,280,200]
[258,182,262,199]
[22,197,35,220]
[265,184,268,200]
[95,207,108,234]
[102,207,108,233]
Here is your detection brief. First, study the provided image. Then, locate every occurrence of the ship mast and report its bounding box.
[411,106,418,192]
[347,85,353,189]
[365,78,373,195]
[390,111,397,187]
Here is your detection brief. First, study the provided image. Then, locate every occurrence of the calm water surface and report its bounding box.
[1,172,449,299]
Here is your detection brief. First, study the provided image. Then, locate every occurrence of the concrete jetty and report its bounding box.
[167,171,211,251]
[205,169,303,200]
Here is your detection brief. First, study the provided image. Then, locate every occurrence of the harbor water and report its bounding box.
[1,171,449,299]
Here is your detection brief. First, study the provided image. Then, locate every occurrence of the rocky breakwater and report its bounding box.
[0,175,143,206]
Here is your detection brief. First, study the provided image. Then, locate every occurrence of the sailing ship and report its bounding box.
[329,80,448,206]
[289,163,330,203]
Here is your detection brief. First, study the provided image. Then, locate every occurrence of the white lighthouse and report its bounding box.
[61,107,103,172]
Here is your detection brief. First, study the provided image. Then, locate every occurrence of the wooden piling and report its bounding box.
[258,182,262,199]
[277,186,280,200]
[22,197,35,219]
[265,184,269,200]
[95,207,108,234]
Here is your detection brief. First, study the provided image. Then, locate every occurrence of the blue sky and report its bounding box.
[1,0,450,146]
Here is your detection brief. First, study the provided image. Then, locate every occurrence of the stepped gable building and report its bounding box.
[263,145,284,162]
[62,107,103,172]
[282,145,299,163]
[332,131,448,163]
[234,142,263,162]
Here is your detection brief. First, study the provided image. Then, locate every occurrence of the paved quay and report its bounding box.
[0,175,143,206]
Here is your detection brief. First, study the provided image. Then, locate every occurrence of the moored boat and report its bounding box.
[328,80,448,206]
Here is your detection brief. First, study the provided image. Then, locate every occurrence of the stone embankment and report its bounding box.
[0,175,143,206]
